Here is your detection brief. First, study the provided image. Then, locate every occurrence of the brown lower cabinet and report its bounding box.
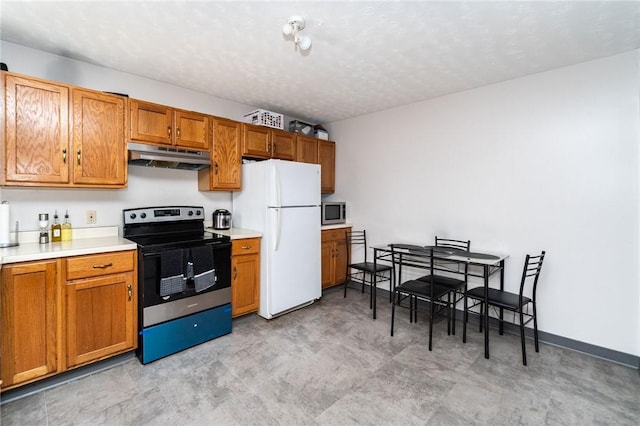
[321,227,351,289]
[0,250,137,391]
[231,238,261,317]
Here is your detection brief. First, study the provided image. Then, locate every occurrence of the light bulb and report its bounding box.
[298,35,312,51]
[282,22,293,36]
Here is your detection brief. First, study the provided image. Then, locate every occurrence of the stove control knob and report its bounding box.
[188,210,194,216]
[129,213,137,220]
[140,213,147,219]
[196,210,201,216]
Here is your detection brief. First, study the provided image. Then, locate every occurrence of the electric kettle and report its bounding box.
[212,209,232,230]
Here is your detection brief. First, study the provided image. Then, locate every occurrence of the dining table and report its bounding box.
[371,243,508,359]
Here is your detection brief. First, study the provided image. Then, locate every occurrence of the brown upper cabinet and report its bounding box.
[242,124,296,161]
[318,140,336,194]
[199,117,242,191]
[2,72,127,188]
[296,135,318,164]
[130,99,210,151]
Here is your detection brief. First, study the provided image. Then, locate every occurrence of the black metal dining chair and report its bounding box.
[416,237,470,335]
[390,245,455,351]
[463,251,546,365]
[344,230,392,308]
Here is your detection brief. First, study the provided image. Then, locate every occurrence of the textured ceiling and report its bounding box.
[1,1,639,124]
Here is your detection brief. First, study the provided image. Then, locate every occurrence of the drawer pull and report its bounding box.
[241,245,251,250]
[92,262,113,269]
[127,284,132,301]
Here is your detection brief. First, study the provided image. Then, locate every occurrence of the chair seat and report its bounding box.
[417,274,465,290]
[395,279,452,300]
[349,261,392,274]
[466,286,532,310]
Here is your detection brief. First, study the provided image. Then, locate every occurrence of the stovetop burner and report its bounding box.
[123,206,229,249]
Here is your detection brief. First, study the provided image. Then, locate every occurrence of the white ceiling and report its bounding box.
[1,1,639,124]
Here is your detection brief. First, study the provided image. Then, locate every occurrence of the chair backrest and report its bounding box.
[345,229,367,265]
[519,251,546,302]
[435,236,470,251]
[390,244,433,284]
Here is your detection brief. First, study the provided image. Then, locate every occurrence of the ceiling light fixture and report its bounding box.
[282,15,312,52]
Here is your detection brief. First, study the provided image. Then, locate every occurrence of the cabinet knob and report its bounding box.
[214,161,219,175]
[233,266,237,280]
[176,127,181,139]
[76,149,81,165]
[62,148,67,163]
[167,126,172,138]
[127,284,132,301]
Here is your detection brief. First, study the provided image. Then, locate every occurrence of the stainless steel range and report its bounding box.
[123,206,232,364]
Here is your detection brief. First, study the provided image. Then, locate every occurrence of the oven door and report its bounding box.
[139,239,231,327]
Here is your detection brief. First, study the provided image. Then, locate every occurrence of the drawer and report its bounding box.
[66,250,136,280]
[322,228,349,243]
[232,238,260,256]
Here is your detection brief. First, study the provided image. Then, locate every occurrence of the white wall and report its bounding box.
[0,41,259,231]
[327,51,640,356]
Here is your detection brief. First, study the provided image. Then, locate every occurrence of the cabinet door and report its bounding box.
[1,260,61,388]
[66,272,136,367]
[318,140,336,194]
[4,74,70,184]
[321,240,335,289]
[71,89,127,186]
[296,135,318,164]
[130,99,172,145]
[175,110,210,150]
[231,253,260,317]
[242,124,270,158]
[334,237,348,284]
[271,129,296,161]
[199,117,241,191]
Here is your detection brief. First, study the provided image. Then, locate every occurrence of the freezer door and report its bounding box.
[264,206,321,316]
[266,160,321,208]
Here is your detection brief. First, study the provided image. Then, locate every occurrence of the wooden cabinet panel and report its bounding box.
[175,110,210,150]
[66,272,135,367]
[4,74,70,184]
[318,140,335,194]
[66,251,135,280]
[231,238,260,317]
[72,89,127,186]
[129,99,172,145]
[296,135,318,164]
[199,117,242,191]
[242,123,270,158]
[1,260,61,388]
[321,227,351,289]
[271,129,296,160]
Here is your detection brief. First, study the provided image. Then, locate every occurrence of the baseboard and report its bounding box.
[338,282,640,369]
[0,351,136,405]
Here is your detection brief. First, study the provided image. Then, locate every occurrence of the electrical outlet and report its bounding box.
[86,210,97,224]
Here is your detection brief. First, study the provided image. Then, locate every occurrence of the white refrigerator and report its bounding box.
[232,159,321,319]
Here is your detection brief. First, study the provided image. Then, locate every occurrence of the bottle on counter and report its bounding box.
[51,210,62,242]
[61,210,72,241]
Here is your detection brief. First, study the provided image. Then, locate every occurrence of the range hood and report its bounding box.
[127,142,210,171]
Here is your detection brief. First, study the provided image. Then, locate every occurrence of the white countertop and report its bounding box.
[321,223,352,230]
[0,236,137,265]
[205,227,262,240]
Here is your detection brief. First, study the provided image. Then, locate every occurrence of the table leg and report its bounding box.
[499,260,505,335]
[484,264,490,359]
[373,249,377,319]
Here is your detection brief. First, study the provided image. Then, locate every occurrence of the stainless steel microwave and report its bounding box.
[321,202,346,225]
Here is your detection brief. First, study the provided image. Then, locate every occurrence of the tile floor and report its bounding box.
[2,286,639,425]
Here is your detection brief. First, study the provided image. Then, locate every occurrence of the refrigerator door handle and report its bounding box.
[275,207,281,251]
